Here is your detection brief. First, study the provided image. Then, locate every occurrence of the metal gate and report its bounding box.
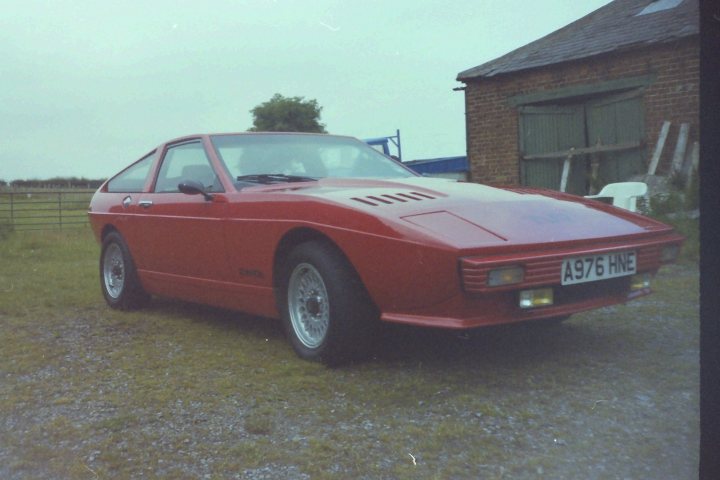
[0,190,93,231]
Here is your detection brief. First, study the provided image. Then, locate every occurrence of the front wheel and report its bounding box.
[287,262,331,351]
[280,240,377,365]
[100,231,148,310]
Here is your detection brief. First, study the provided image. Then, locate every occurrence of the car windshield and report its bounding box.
[210,133,416,185]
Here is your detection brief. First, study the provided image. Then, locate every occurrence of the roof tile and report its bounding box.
[457,0,698,80]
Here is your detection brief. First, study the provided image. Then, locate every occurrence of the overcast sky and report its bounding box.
[1,0,612,181]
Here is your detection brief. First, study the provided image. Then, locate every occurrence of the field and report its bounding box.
[0,228,699,479]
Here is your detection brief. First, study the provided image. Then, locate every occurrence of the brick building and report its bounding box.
[456,0,699,194]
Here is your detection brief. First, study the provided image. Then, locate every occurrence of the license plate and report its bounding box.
[561,251,636,286]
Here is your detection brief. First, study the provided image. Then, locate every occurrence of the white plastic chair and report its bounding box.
[585,182,648,212]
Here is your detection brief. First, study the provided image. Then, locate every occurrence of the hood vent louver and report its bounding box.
[351,191,437,207]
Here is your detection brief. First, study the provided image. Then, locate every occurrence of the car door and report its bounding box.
[131,140,230,285]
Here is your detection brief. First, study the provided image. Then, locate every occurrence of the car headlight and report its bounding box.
[487,266,524,287]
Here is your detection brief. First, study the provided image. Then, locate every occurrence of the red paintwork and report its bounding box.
[89,134,684,328]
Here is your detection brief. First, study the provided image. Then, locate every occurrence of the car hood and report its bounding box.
[250,177,664,249]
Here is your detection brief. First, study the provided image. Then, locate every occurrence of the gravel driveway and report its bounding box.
[0,260,699,479]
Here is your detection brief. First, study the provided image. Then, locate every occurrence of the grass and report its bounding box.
[0,229,699,479]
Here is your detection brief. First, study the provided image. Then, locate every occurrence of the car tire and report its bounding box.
[280,240,377,365]
[100,231,148,310]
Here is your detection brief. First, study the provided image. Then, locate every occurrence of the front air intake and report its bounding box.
[351,191,436,207]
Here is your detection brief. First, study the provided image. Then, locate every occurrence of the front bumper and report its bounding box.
[380,234,683,329]
[381,275,648,328]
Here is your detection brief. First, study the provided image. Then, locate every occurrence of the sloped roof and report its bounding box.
[457,0,699,81]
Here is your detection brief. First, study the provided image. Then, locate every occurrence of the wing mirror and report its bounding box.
[178,181,214,201]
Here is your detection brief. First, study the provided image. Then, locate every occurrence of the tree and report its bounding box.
[249,93,327,133]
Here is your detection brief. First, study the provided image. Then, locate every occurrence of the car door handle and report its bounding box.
[138,200,153,209]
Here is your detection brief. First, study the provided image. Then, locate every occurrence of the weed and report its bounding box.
[0,222,13,239]
[685,167,699,210]
[649,190,685,216]
[244,408,275,435]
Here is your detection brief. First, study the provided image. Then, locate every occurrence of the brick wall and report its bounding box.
[462,37,700,186]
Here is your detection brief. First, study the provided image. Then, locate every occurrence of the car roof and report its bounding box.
[162,131,358,145]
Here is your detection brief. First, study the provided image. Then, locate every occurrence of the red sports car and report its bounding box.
[89,133,683,364]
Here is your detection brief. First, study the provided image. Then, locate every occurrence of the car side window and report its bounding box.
[107,152,155,192]
[154,142,223,193]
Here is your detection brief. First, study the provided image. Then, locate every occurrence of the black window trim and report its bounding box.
[106,149,157,193]
[152,139,225,194]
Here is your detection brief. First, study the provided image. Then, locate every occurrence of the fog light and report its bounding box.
[519,288,554,309]
[661,244,680,263]
[630,273,651,291]
[488,266,524,287]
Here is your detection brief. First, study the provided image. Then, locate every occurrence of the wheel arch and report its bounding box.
[273,227,350,290]
[272,228,376,310]
[100,223,120,241]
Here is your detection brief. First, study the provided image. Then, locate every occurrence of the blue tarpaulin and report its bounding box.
[405,156,468,175]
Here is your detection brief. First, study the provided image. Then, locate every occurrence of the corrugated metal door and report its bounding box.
[585,91,645,185]
[519,105,587,194]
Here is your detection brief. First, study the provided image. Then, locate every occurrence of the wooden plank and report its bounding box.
[671,123,689,173]
[508,74,656,106]
[647,121,670,175]
[685,141,699,189]
[559,154,572,192]
[522,141,642,160]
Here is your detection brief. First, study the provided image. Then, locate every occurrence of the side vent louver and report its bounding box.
[351,191,436,207]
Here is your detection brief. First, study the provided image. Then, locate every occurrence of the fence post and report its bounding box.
[58,192,63,229]
[10,192,14,226]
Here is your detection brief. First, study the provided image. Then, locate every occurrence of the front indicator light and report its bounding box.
[630,273,651,291]
[488,266,524,287]
[519,288,554,309]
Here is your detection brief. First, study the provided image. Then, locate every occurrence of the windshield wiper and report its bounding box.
[236,173,318,184]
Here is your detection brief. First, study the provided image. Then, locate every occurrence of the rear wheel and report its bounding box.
[100,231,148,310]
[280,240,377,365]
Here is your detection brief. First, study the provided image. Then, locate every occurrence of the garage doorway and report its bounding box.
[519,90,645,195]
